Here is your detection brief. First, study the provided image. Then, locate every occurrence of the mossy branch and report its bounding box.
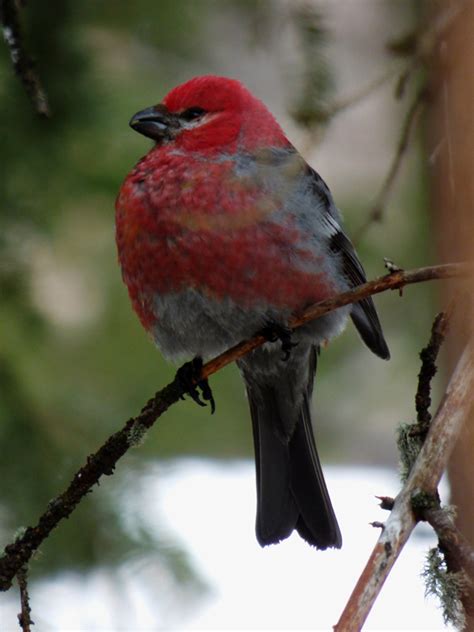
[334,310,474,631]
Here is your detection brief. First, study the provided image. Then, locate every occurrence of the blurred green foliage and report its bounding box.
[0,0,433,598]
[0,0,247,588]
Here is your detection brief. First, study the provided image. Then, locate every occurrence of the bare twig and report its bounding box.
[294,0,467,134]
[297,67,400,156]
[390,0,469,98]
[17,566,33,632]
[398,306,454,483]
[0,262,470,592]
[415,306,453,431]
[203,262,469,378]
[354,89,426,243]
[322,68,398,122]
[376,496,394,511]
[334,335,474,631]
[0,0,50,117]
[352,0,470,243]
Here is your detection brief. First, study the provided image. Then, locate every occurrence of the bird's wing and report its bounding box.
[307,167,390,360]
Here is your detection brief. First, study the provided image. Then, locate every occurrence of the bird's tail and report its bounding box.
[240,347,342,548]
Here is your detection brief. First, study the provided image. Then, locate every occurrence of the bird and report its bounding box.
[116,75,390,549]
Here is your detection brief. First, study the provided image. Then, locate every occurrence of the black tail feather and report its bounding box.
[290,394,341,548]
[249,391,299,544]
[241,347,342,549]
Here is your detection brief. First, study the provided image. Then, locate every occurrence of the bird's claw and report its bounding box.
[261,323,298,361]
[176,357,216,414]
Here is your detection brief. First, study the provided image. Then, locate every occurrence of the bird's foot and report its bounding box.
[261,323,298,361]
[176,356,216,414]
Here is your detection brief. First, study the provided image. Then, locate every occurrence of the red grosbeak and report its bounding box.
[116,75,389,548]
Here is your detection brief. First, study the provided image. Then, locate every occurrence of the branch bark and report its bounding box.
[425,506,474,618]
[354,89,426,242]
[334,334,474,631]
[0,262,470,592]
[16,566,33,632]
[203,262,470,378]
[0,0,50,117]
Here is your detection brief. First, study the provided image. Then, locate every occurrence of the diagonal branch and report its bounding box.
[424,506,474,618]
[353,88,426,243]
[415,309,451,429]
[0,0,50,117]
[202,262,470,378]
[334,333,474,631]
[0,261,470,592]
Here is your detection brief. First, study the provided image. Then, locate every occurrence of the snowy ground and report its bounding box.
[0,461,451,631]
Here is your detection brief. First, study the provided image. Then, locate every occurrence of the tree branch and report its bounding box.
[415,309,451,429]
[398,305,454,482]
[0,262,470,592]
[354,88,426,243]
[16,566,33,632]
[425,506,474,619]
[203,262,470,378]
[0,0,50,117]
[351,0,470,243]
[334,332,474,631]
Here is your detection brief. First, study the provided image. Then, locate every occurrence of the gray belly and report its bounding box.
[149,288,350,361]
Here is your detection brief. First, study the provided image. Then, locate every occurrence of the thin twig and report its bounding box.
[390,0,469,98]
[354,89,426,243]
[334,335,474,631]
[415,305,453,432]
[17,566,33,632]
[295,0,467,134]
[297,67,401,156]
[322,68,399,121]
[203,263,469,378]
[352,0,470,244]
[398,307,454,482]
[0,262,470,592]
[0,0,50,117]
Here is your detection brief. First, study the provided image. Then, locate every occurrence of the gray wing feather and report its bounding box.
[308,167,390,360]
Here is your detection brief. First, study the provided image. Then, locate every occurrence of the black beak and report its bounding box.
[129,104,180,142]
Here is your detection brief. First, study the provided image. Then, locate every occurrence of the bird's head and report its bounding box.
[129,75,288,153]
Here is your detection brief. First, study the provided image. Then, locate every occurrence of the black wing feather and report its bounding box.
[308,167,390,360]
[329,231,390,359]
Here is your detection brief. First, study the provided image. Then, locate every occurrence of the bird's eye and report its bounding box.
[180,107,206,121]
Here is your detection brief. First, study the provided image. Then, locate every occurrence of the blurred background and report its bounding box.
[1,0,472,629]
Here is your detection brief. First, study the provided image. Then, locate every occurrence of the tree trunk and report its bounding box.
[427,0,474,625]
